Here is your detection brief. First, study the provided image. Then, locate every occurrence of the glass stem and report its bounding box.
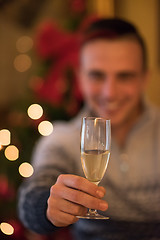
[88,208,98,216]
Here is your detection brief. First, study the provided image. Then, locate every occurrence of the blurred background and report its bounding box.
[0,0,159,239]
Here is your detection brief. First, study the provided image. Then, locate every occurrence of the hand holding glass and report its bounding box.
[78,117,111,219]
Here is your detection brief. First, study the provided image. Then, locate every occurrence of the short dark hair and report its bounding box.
[81,18,147,70]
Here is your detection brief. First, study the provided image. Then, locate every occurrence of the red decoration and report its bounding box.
[0,175,15,201]
[35,21,67,59]
[33,21,83,116]
[70,0,86,13]
[8,219,25,239]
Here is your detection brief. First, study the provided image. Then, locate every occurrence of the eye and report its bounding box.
[88,70,105,82]
[117,72,137,82]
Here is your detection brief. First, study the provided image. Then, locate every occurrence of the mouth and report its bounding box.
[98,101,121,114]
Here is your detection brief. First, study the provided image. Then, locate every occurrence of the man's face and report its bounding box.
[79,39,148,128]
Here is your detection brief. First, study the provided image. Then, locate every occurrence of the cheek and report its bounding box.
[120,83,143,99]
[80,81,99,98]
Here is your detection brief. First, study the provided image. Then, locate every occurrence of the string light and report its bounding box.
[4,145,19,161]
[14,54,32,72]
[38,121,53,136]
[0,222,14,235]
[19,162,34,178]
[16,36,33,53]
[27,104,43,120]
[0,129,11,146]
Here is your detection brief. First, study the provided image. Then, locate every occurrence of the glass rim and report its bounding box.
[82,117,111,122]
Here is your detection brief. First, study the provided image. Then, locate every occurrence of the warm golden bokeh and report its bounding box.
[4,145,19,161]
[0,129,11,146]
[0,222,14,235]
[27,104,43,120]
[19,162,34,178]
[38,121,54,136]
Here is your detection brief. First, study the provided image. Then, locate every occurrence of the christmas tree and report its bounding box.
[0,0,91,238]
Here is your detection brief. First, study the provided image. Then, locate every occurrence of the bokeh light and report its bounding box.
[14,54,32,72]
[4,145,19,161]
[38,121,53,136]
[0,129,11,146]
[27,104,43,120]
[0,222,14,235]
[19,162,34,178]
[16,36,33,53]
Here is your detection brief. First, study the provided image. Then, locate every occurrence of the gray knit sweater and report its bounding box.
[18,103,160,239]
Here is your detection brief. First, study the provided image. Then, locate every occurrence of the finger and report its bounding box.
[48,208,79,227]
[59,185,108,211]
[57,174,105,198]
[98,186,106,197]
[56,198,87,216]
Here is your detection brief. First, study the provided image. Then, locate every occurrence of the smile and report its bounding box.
[98,101,120,113]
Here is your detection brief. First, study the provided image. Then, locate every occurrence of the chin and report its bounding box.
[98,112,126,128]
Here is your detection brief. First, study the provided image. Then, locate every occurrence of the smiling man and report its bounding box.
[79,20,149,146]
[18,18,160,240]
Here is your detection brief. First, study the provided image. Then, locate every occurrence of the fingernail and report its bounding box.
[100,201,108,210]
[96,190,104,198]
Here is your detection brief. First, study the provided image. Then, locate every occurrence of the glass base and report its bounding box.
[77,209,109,220]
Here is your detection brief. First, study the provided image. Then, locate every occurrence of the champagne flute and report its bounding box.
[79,117,111,219]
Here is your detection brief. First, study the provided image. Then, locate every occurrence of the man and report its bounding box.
[18,18,160,239]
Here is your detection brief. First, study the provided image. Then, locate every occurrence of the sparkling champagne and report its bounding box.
[81,149,110,185]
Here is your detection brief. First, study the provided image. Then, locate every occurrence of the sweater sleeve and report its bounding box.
[18,120,81,234]
[18,173,58,234]
[18,145,74,233]
[17,148,73,234]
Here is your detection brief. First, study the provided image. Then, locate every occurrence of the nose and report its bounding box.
[101,77,117,101]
